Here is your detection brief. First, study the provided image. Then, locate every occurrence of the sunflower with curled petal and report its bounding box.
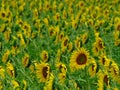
[69,48,89,71]
[35,62,50,82]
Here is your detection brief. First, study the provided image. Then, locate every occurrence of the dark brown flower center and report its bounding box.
[2,13,5,17]
[44,53,48,60]
[19,21,23,25]
[104,75,109,85]
[42,66,48,78]
[102,57,105,65]
[50,31,53,36]
[76,53,87,65]
[92,64,95,71]
[117,24,120,31]
[64,39,68,46]
[60,34,63,40]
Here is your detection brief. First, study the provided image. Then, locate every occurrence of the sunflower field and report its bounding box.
[0,0,120,90]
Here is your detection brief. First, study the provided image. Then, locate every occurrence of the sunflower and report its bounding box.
[6,62,15,77]
[40,50,49,62]
[115,21,120,31]
[48,26,55,38]
[52,1,57,12]
[0,81,3,90]
[69,48,89,71]
[54,13,60,21]
[62,9,67,20]
[68,42,73,52]
[95,37,105,51]
[92,42,99,56]
[56,49,61,62]
[61,36,69,52]
[98,53,110,69]
[33,8,38,19]
[0,23,5,32]
[35,62,50,82]
[0,66,5,79]
[44,1,51,11]
[114,39,120,46]
[88,57,97,77]
[97,70,110,90]
[11,80,20,90]
[23,80,27,90]
[109,61,119,81]
[0,9,7,21]
[113,30,119,40]
[4,29,11,43]
[22,22,31,38]
[22,53,29,67]
[16,18,23,27]
[59,31,64,42]
[82,32,88,45]
[43,18,49,26]
[55,62,67,84]
[72,20,78,29]
[44,73,54,90]
[74,36,81,49]
[2,50,10,63]
[58,72,66,84]
[56,62,67,73]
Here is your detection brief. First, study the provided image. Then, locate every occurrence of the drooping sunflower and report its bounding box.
[69,48,89,71]
[35,62,50,82]
[40,50,49,62]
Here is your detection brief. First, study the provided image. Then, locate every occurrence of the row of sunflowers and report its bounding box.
[0,0,120,90]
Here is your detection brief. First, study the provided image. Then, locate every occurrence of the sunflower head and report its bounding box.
[88,57,97,77]
[69,48,89,71]
[35,62,50,82]
[40,50,49,62]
